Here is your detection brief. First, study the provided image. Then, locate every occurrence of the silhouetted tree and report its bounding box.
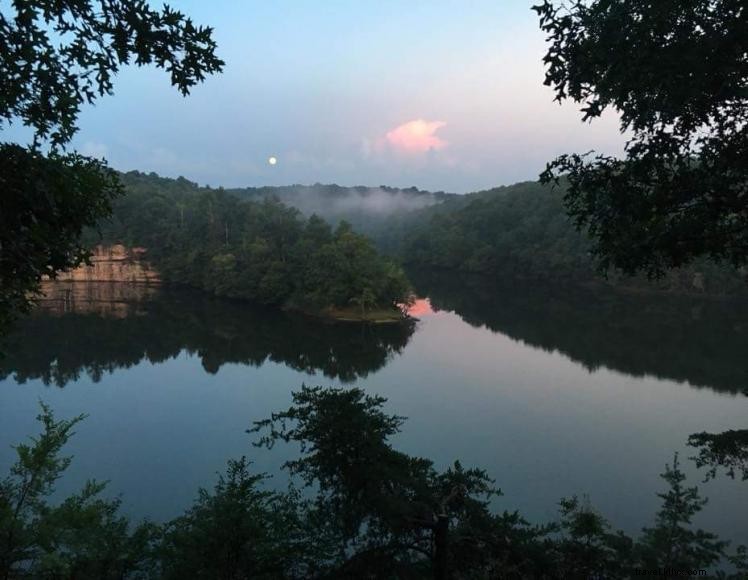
[637,454,727,572]
[0,0,223,329]
[534,0,748,276]
[4,396,747,578]
[0,404,157,579]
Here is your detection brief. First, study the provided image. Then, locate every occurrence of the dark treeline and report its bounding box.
[84,172,411,319]
[96,173,748,297]
[227,182,454,243]
[395,182,748,295]
[0,284,414,386]
[399,182,592,277]
[407,268,748,395]
[1,388,745,579]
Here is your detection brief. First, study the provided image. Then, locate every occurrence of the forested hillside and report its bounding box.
[90,172,747,297]
[400,181,590,276]
[227,182,454,239]
[85,172,411,319]
[397,181,748,295]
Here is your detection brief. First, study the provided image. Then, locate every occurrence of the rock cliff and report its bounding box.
[52,245,160,284]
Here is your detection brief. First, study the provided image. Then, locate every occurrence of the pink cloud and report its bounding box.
[385,119,448,154]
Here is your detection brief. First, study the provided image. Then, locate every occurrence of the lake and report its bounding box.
[1,275,747,548]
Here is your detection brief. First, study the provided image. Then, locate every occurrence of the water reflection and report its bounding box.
[0,282,415,386]
[1,279,747,544]
[408,267,748,395]
[4,276,747,396]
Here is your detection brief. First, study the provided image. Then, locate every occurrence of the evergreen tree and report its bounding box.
[637,454,727,572]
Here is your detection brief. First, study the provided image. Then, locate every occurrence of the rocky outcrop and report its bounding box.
[52,245,160,284]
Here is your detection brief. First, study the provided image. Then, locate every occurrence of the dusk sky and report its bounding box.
[13,1,627,193]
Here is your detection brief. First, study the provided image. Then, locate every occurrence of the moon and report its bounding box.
[268,156,277,166]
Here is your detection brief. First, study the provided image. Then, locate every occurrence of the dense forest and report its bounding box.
[227,182,454,240]
[85,172,412,320]
[399,181,590,277]
[397,182,748,295]
[90,172,748,298]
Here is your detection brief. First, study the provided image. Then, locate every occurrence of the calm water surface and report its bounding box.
[1,275,747,546]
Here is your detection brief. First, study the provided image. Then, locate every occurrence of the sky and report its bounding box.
[8,1,627,193]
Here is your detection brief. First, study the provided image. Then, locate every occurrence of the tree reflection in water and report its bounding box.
[407,267,748,395]
[0,282,415,387]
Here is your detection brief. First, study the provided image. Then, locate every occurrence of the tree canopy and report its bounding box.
[86,172,413,318]
[0,145,120,328]
[2,391,747,578]
[0,0,223,330]
[1,0,223,148]
[534,0,748,276]
[397,180,747,295]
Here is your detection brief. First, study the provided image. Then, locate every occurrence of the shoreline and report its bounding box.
[38,280,412,325]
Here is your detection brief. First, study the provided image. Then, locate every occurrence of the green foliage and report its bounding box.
[0,145,121,329]
[0,403,156,579]
[553,496,633,578]
[84,172,747,302]
[3,397,747,578]
[90,173,413,315]
[0,402,85,577]
[32,482,159,579]
[250,386,506,577]
[159,457,323,580]
[252,386,431,538]
[727,545,748,579]
[637,454,728,572]
[247,387,746,578]
[534,0,748,276]
[400,181,595,279]
[227,183,453,247]
[398,180,747,293]
[0,1,222,332]
[1,0,223,148]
